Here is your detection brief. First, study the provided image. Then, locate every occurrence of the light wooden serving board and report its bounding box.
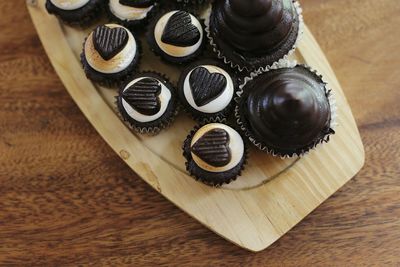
[27,0,365,252]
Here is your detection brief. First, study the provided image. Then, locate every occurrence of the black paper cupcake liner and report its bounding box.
[174,0,211,13]
[176,0,210,5]
[116,71,179,135]
[182,123,249,187]
[234,61,338,158]
[45,0,105,27]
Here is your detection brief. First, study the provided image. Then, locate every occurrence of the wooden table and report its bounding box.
[1,0,399,265]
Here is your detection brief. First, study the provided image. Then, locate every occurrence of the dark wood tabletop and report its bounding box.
[1,0,399,266]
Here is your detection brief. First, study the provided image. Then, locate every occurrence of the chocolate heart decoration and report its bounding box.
[93,25,129,61]
[161,11,201,47]
[119,0,154,8]
[122,78,162,116]
[189,67,227,107]
[191,128,231,167]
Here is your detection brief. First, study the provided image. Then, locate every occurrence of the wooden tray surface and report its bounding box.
[27,0,365,252]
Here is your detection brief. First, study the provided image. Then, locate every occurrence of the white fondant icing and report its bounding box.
[122,77,172,123]
[109,0,154,21]
[191,123,244,173]
[154,11,203,58]
[85,24,137,74]
[183,65,234,114]
[50,0,90,10]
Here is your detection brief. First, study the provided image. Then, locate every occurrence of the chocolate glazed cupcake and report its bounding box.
[207,0,303,72]
[183,123,247,186]
[45,0,104,26]
[236,64,337,157]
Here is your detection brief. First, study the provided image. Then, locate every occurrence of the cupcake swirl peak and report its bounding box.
[230,0,273,17]
[213,0,295,55]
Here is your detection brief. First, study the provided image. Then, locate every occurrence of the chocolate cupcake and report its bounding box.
[236,64,337,157]
[178,60,237,123]
[45,0,104,26]
[175,0,209,6]
[106,0,158,30]
[81,24,140,86]
[117,72,178,134]
[147,10,205,64]
[183,123,247,186]
[206,0,303,72]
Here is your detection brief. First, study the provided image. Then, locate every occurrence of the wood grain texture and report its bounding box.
[0,0,399,266]
[26,0,364,253]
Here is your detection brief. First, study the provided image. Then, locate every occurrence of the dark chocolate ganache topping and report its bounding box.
[241,66,332,152]
[211,0,297,55]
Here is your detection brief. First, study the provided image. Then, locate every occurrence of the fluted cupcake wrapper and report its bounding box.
[174,0,211,13]
[204,1,304,73]
[234,61,338,158]
[116,71,179,135]
[45,0,105,28]
[176,0,209,4]
[182,123,249,187]
[177,99,231,124]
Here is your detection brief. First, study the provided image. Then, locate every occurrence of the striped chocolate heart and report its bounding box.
[119,0,154,8]
[189,67,227,107]
[93,25,129,61]
[191,128,231,167]
[122,78,162,116]
[161,11,201,47]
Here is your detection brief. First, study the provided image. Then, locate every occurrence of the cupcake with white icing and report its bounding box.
[106,0,158,30]
[147,10,205,64]
[45,0,104,26]
[183,123,247,186]
[178,60,237,123]
[116,72,178,134]
[81,24,141,86]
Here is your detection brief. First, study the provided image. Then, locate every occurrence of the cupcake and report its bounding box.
[178,60,237,123]
[236,64,337,157]
[106,0,158,30]
[147,10,205,64]
[175,0,209,6]
[183,123,247,186]
[116,72,178,134]
[206,0,303,72]
[45,0,104,26]
[81,24,140,86]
